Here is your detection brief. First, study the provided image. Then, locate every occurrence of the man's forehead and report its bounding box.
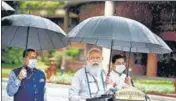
[27,51,37,56]
[115,58,125,62]
[88,51,102,57]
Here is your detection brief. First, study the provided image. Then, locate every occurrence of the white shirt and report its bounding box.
[68,67,106,101]
[108,71,130,90]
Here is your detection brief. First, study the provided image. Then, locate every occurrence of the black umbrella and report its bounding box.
[2,14,68,78]
[2,14,68,50]
[68,16,172,76]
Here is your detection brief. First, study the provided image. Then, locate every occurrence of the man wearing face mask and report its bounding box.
[69,48,107,101]
[6,49,47,101]
[106,54,134,91]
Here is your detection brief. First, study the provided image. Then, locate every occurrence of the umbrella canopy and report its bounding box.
[68,16,172,75]
[2,14,68,50]
[68,16,172,54]
[1,1,15,11]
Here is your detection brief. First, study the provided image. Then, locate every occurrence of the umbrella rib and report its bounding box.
[41,17,55,49]
[9,26,20,46]
[47,31,56,49]
[92,17,102,38]
[41,17,64,49]
[59,34,67,47]
[37,28,42,50]
[80,37,84,43]
[125,19,133,46]
[95,38,98,45]
[153,35,166,54]
[2,26,11,36]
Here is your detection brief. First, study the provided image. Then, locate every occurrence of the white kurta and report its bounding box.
[68,67,106,101]
[108,71,130,90]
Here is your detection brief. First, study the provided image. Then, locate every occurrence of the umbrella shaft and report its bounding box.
[17,27,30,78]
[108,40,113,75]
[127,47,132,77]
[25,27,30,52]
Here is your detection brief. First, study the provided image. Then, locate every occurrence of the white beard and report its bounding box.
[87,65,102,77]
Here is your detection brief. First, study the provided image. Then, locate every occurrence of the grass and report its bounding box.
[2,68,12,77]
[134,79,173,85]
[2,63,22,68]
[134,80,175,94]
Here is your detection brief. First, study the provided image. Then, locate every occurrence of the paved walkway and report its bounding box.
[2,80,176,101]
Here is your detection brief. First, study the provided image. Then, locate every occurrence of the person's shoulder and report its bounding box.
[12,67,22,71]
[74,67,86,77]
[12,67,23,76]
[34,68,45,75]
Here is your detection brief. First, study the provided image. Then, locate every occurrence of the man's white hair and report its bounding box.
[87,48,102,57]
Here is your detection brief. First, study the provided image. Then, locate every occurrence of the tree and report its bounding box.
[1,45,24,65]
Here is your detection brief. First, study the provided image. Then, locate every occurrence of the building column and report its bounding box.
[62,9,69,71]
[146,53,158,76]
[103,1,115,73]
[64,8,69,33]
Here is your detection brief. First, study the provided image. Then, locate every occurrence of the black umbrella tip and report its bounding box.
[1,19,12,26]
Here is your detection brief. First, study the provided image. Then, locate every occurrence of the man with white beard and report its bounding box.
[69,48,107,101]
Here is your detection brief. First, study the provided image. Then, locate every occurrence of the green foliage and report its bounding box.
[134,79,173,85]
[38,50,63,66]
[1,45,24,65]
[19,1,66,10]
[52,51,63,65]
[2,63,22,68]
[134,79,175,94]
[134,83,175,94]
[2,68,12,77]
[65,48,80,60]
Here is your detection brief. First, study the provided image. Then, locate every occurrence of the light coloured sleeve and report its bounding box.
[106,72,115,90]
[68,73,86,101]
[43,71,47,101]
[115,74,126,90]
[44,87,47,101]
[6,71,21,96]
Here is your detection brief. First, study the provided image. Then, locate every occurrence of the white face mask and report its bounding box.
[115,65,126,74]
[28,59,37,69]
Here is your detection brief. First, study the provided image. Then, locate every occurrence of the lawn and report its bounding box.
[134,80,175,94]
